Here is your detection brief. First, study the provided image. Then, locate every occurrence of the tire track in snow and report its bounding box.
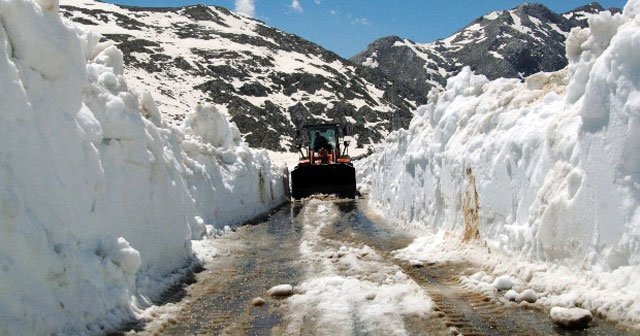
[130,198,639,335]
[284,198,435,336]
[400,262,544,336]
[401,262,640,336]
[326,199,639,336]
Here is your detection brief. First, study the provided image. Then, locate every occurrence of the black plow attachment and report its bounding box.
[291,163,356,200]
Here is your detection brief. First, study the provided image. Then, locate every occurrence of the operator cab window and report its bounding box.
[311,129,336,150]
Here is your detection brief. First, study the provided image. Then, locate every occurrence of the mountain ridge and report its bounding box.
[351,2,621,103]
[61,1,620,151]
[60,0,420,151]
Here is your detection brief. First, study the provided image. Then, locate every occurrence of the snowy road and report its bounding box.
[134,198,640,336]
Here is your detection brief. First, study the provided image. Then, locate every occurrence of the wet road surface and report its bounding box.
[149,206,303,335]
[135,198,640,336]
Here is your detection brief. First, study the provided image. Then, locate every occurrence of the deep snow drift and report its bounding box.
[0,0,286,335]
[359,0,640,326]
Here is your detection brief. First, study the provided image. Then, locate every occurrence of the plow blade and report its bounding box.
[291,163,356,200]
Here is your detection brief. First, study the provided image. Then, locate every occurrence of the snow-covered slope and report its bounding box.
[58,0,421,151]
[0,1,286,334]
[351,3,621,104]
[359,0,640,325]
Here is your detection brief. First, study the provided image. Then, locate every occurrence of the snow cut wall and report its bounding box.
[0,0,287,334]
[362,0,640,271]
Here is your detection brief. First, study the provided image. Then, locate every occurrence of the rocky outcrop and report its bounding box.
[61,1,419,151]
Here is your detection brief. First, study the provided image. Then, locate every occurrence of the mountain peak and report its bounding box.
[352,36,404,58]
[567,2,605,14]
[61,0,421,151]
[352,2,613,104]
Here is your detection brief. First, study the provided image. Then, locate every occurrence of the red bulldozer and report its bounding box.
[290,123,356,199]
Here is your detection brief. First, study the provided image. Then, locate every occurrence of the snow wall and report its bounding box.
[0,0,287,334]
[360,1,640,272]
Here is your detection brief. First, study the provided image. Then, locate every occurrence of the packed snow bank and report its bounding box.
[359,0,640,325]
[0,1,286,334]
[181,104,287,228]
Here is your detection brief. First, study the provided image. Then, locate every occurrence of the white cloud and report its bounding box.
[235,0,255,17]
[351,17,370,26]
[291,0,303,13]
[314,0,321,4]
[330,9,337,15]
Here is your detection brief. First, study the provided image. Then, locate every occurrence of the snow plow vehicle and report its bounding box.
[290,124,356,200]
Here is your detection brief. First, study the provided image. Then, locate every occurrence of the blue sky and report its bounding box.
[104,0,629,58]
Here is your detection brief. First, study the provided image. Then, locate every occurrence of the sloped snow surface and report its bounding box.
[359,0,640,327]
[0,0,286,334]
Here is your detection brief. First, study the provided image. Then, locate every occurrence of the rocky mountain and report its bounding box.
[351,3,621,100]
[59,0,421,151]
[60,1,621,151]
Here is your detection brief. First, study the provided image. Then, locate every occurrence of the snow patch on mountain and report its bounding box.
[483,11,502,21]
[361,51,379,69]
[358,1,640,326]
[0,1,286,335]
[59,0,419,151]
[352,3,621,109]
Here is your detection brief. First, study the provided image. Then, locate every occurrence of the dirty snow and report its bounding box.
[550,306,593,329]
[284,199,432,335]
[267,284,294,297]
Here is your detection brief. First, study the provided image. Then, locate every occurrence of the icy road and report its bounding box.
[133,198,639,336]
